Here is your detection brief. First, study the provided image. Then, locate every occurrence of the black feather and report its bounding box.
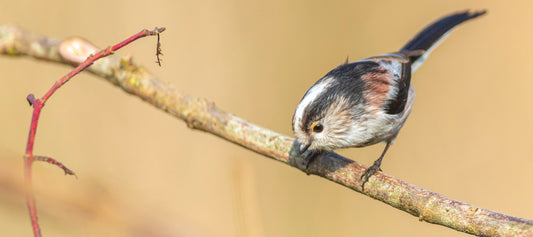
[401,10,486,63]
[385,62,411,114]
[300,62,378,132]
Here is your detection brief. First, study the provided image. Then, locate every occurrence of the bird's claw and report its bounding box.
[361,164,382,191]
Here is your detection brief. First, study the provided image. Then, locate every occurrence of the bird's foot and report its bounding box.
[361,163,382,191]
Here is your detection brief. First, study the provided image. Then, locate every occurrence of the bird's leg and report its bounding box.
[361,141,392,190]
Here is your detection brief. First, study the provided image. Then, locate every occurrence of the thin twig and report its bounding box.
[1,24,532,236]
[34,156,77,178]
[12,25,165,237]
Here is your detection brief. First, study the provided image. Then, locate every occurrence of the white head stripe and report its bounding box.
[293,77,334,126]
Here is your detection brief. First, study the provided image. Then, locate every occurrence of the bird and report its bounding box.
[291,10,486,187]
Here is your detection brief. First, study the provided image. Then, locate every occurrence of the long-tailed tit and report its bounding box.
[292,10,486,186]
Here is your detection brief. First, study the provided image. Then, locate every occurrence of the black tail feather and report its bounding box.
[401,10,486,66]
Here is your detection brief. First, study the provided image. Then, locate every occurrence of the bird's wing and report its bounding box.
[366,53,412,115]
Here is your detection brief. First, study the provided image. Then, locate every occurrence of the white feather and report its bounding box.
[293,76,334,126]
[411,30,453,72]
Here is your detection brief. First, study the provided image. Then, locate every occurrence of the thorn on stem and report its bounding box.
[26,94,36,106]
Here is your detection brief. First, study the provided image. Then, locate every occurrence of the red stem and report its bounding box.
[24,99,42,236]
[23,27,165,237]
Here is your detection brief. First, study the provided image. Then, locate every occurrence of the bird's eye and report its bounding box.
[312,122,324,133]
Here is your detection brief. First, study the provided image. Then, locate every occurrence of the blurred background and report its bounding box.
[1,0,532,236]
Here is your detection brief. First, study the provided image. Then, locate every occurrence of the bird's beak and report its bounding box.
[291,140,319,171]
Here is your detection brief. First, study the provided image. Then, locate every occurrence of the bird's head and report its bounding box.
[292,75,362,155]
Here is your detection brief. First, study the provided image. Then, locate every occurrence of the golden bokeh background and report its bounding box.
[1,0,532,236]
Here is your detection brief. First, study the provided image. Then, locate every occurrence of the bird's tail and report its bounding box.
[401,10,486,72]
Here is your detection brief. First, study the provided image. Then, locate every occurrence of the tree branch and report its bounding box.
[1,24,532,236]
